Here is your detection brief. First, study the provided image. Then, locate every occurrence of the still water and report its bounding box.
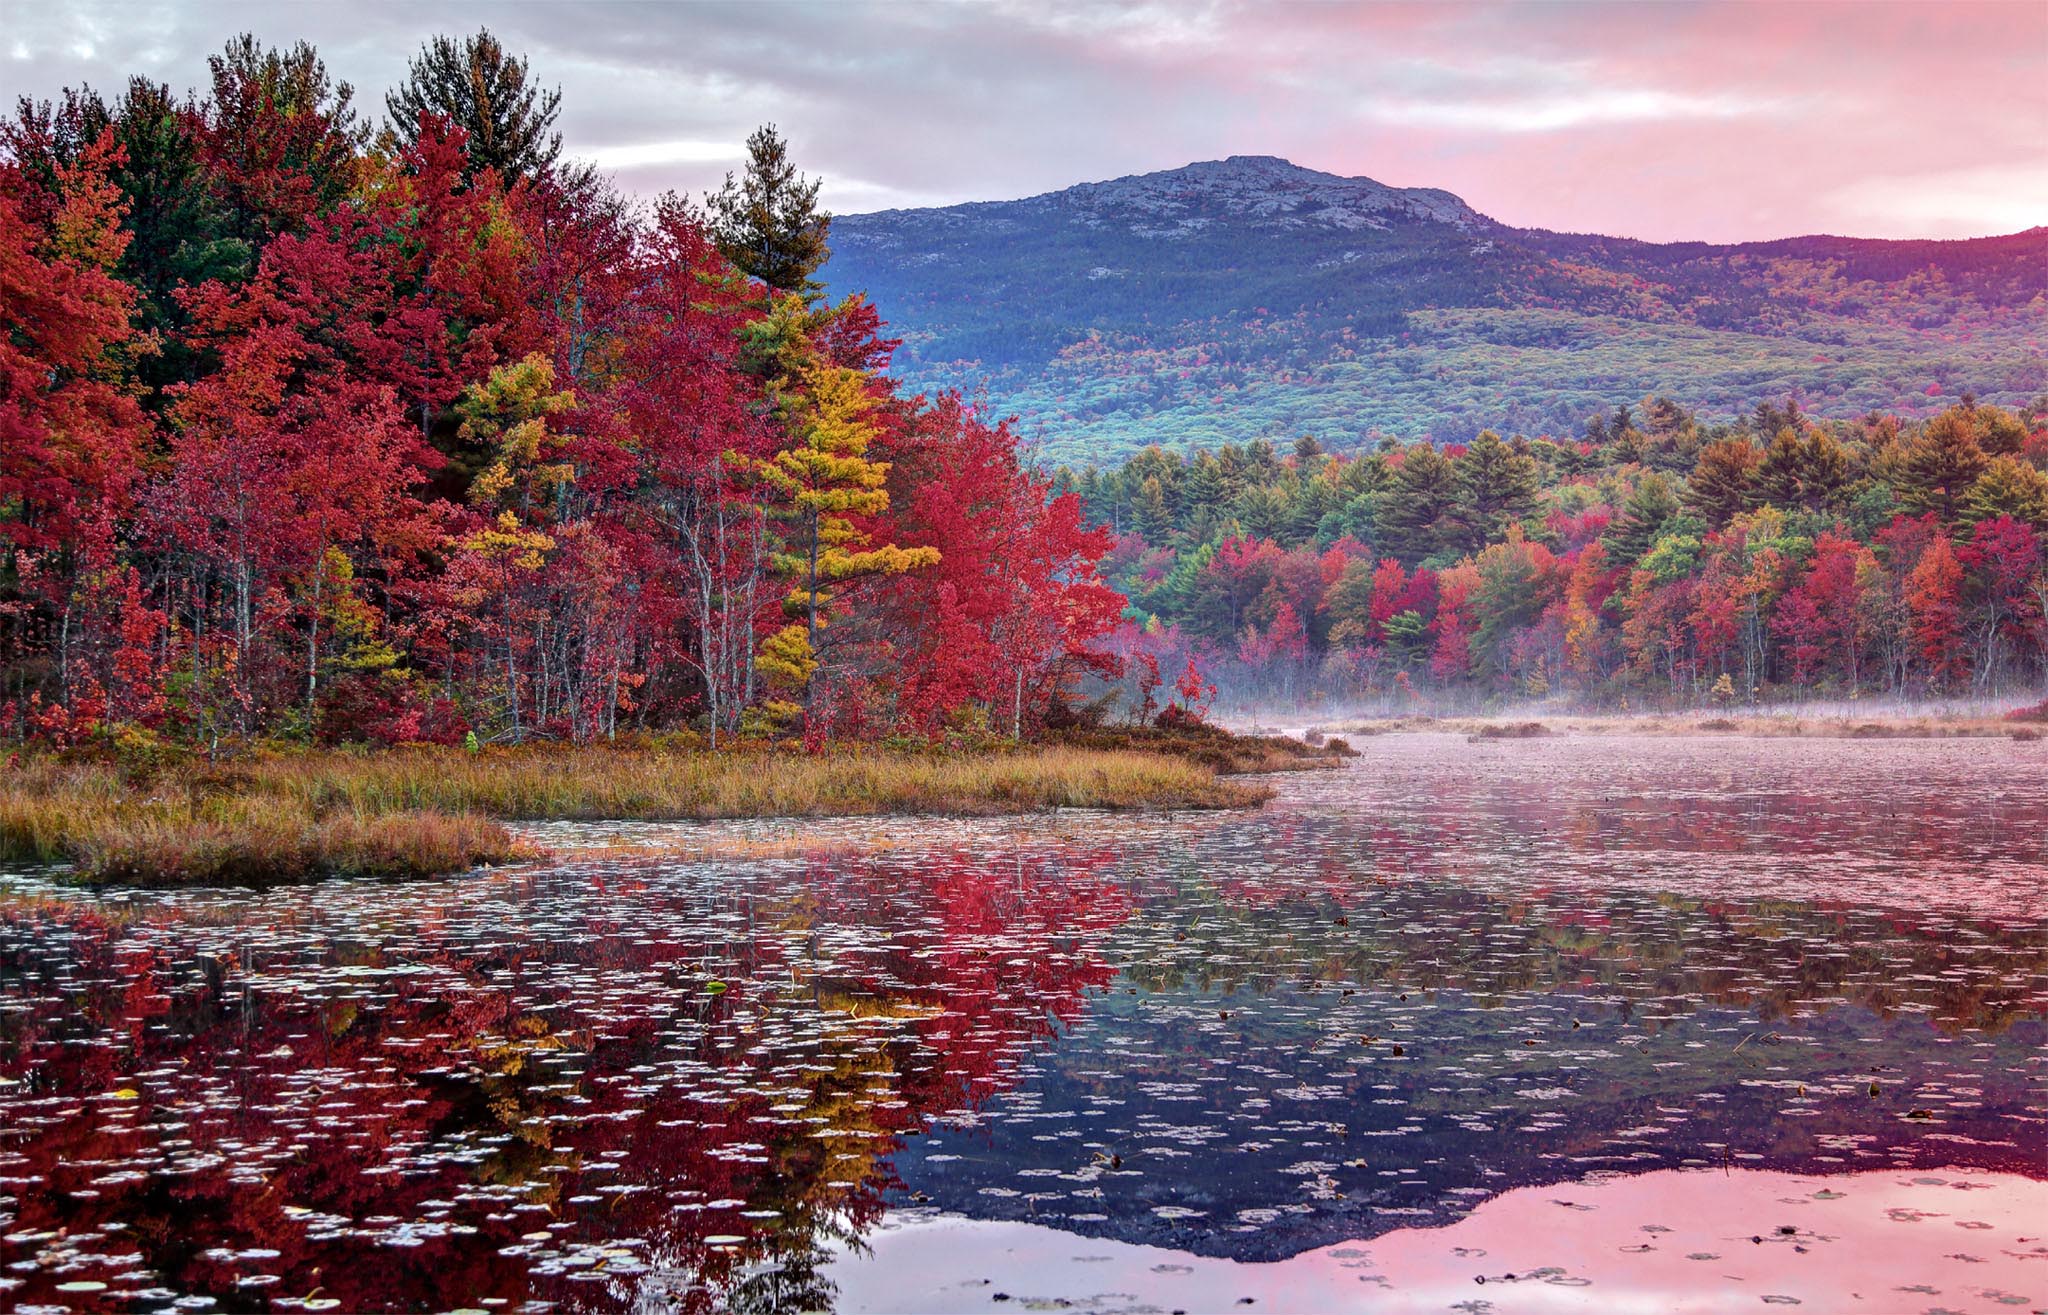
[2,734,2044,1313]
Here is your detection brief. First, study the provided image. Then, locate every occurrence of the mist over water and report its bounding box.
[2,733,2044,1312]
[1216,694,2042,733]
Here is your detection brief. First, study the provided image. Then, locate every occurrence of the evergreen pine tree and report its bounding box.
[1604,472,1681,568]
[1897,408,1990,525]
[384,29,563,181]
[1380,443,1460,566]
[1242,439,1282,484]
[1450,430,1540,552]
[1960,456,2048,533]
[1132,476,1172,542]
[707,124,832,299]
[108,78,246,394]
[1179,452,1228,541]
[1340,451,1388,504]
[1685,438,1761,527]
[1183,451,1227,512]
[1292,472,1340,545]
[1755,429,1806,509]
[1800,431,1853,513]
[1751,398,1802,439]
[1231,483,1289,541]
[1976,405,2028,457]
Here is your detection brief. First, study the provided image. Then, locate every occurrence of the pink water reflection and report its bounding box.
[831,1167,2046,1313]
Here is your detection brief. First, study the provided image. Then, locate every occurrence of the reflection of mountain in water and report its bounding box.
[889,860,2048,1260]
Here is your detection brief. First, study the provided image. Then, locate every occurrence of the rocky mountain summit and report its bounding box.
[829,158,2047,459]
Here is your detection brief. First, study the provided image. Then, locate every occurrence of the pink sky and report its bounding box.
[7,1,2045,241]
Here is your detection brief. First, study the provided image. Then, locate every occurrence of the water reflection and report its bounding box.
[1,734,2044,1312]
[825,1168,2048,1314]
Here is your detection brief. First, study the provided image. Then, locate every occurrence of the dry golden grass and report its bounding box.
[0,760,526,885]
[0,744,1270,885]
[248,744,1266,819]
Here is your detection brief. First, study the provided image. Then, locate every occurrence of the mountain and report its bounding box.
[826,156,2048,462]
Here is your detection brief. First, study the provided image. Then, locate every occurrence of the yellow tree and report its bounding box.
[1562,542,1609,690]
[295,545,404,723]
[451,347,578,741]
[753,355,937,714]
[442,512,555,741]
[460,352,577,521]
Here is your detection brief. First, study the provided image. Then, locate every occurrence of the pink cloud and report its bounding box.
[5,0,2043,241]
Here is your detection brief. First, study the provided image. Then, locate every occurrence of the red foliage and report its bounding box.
[881,397,1124,735]
[8,40,2042,735]
[1906,535,1966,690]
[0,79,1128,747]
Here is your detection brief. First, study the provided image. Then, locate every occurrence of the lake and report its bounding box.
[3,733,2044,1313]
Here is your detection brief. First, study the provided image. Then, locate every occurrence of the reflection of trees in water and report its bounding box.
[1265,744,2048,916]
[3,781,2041,1308]
[0,848,1131,1313]
[890,836,2047,1260]
[719,1232,844,1315]
[1113,861,2048,1035]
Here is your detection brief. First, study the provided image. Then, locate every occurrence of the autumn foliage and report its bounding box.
[1075,400,2048,707]
[0,42,1123,749]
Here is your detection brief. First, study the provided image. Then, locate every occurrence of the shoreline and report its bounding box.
[0,730,1343,887]
[1290,711,2045,741]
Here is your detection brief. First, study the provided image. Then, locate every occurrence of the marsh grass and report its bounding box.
[1468,721,1554,741]
[0,744,1269,885]
[0,761,525,885]
[270,744,1268,819]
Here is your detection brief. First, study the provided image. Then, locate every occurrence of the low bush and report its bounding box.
[2006,699,2048,724]
[1048,720,1355,775]
[1470,721,1553,740]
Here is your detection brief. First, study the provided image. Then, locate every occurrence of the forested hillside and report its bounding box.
[829,157,2048,460]
[1062,397,2048,709]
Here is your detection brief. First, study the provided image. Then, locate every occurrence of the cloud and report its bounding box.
[1358,88,1802,134]
[1827,161,2048,239]
[583,139,741,171]
[2,0,2042,243]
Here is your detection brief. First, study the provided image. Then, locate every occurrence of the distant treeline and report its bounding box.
[1060,397,2048,707]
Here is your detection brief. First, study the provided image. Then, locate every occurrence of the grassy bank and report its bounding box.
[267,743,1271,819]
[0,741,1278,886]
[0,771,524,885]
